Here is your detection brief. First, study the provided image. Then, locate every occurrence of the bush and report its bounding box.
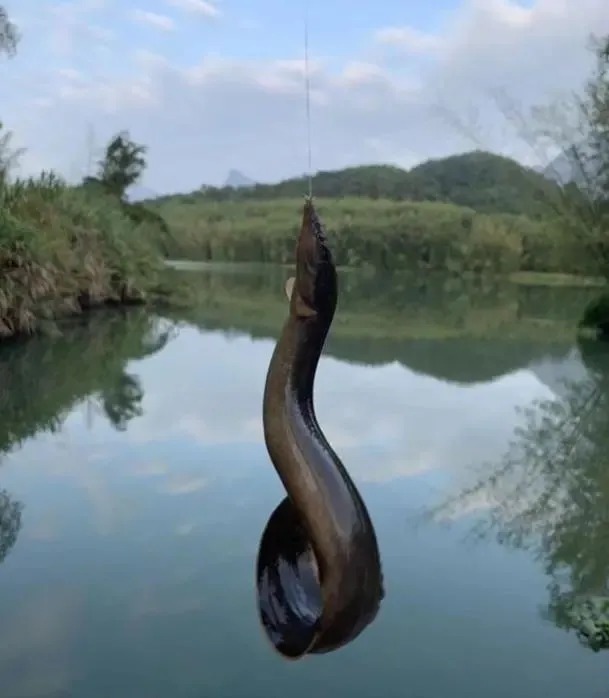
[0,173,165,339]
[151,195,595,275]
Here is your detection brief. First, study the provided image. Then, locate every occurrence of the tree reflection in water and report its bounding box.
[0,490,22,565]
[429,338,609,651]
[0,311,177,567]
[97,320,175,432]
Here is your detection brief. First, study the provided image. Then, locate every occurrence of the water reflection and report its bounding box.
[0,490,22,564]
[0,267,607,695]
[167,265,597,383]
[0,310,175,453]
[430,337,609,652]
[0,310,175,563]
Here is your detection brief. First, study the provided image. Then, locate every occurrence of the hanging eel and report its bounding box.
[256,198,384,659]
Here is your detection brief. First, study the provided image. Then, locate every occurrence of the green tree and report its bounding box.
[0,5,19,58]
[525,35,609,270]
[526,34,609,327]
[96,130,147,200]
[186,153,561,219]
[562,35,609,203]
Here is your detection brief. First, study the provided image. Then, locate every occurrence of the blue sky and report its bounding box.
[82,0,460,63]
[2,0,608,193]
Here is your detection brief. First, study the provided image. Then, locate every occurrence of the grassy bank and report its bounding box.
[152,196,599,277]
[0,174,168,341]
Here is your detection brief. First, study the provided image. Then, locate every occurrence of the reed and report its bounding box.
[0,173,166,340]
[152,196,596,276]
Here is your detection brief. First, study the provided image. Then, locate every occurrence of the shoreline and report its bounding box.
[2,262,606,347]
[164,259,607,289]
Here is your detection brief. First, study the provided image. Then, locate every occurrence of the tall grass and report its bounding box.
[153,196,597,276]
[0,172,165,340]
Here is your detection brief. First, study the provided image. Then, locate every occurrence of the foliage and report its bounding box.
[95,130,147,200]
[0,171,167,340]
[151,195,600,276]
[522,35,609,332]
[408,150,562,217]
[0,5,18,58]
[155,150,563,220]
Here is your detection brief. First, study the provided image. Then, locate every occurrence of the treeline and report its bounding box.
[154,150,566,220]
[152,196,599,276]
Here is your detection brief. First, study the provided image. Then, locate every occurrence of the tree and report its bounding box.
[526,34,609,327]
[96,131,147,200]
[0,5,19,58]
[517,35,609,271]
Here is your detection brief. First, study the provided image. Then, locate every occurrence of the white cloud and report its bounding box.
[46,1,115,57]
[374,26,443,55]
[130,9,176,32]
[159,474,208,495]
[71,328,552,489]
[133,49,171,68]
[3,0,609,191]
[165,0,221,19]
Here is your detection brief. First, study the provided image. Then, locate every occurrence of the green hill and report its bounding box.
[152,150,563,219]
[408,151,560,217]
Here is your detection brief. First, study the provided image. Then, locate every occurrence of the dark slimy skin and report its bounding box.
[256,198,384,659]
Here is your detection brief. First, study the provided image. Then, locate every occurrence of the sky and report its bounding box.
[2,0,609,194]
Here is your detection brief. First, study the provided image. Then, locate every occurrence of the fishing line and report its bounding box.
[303,1,313,199]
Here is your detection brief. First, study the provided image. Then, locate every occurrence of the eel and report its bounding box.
[256,198,384,659]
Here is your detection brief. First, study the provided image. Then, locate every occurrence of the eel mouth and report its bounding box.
[290,199,334,317]
[297,198,331,267]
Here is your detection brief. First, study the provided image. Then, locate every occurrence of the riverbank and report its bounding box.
[151,196,602,277]
[3,175,607,347]
[0,175,170,342]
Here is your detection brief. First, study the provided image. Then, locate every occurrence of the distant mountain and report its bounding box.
[541,144,598,188]
[127,185,158,202]
[187,150,562,219]
[224,169,255,188]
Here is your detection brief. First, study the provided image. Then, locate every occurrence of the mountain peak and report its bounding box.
[224,169,255,188]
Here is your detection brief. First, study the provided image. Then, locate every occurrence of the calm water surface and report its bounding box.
[0,266,608,697]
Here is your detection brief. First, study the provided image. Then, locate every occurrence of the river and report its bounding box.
[0,265,607,697]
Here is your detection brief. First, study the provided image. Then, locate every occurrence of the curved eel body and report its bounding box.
[256,199,384,659]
